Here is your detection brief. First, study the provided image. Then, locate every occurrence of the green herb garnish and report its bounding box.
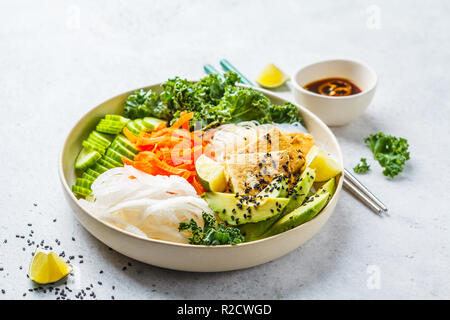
[364,132,410,178]
[179,212,244,246]
[353,158,370,174]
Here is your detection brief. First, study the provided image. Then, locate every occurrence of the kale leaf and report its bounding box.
[364,132,410,178]
[160,71,303,129]
[124,72,303,129]
[178,212,244,246]
[353,158,370,174]
[266,102,304,125]
[124,88,172,120]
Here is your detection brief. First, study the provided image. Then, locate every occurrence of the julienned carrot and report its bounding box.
[171,111,194,130]
[124,110,214,194]
[137,135,169,146]
[155,122,167,131]
[122,157,134,166]
[191,177,205,194]
[123,127,137,144]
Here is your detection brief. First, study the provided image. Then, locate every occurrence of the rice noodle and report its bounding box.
[79,165,212,244]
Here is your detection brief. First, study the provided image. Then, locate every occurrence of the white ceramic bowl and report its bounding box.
[291,59,378,126]
[59,83,343,272]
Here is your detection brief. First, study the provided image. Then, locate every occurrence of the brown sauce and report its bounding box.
[304,77,361,97]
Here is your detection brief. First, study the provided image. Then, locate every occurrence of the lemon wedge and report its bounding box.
[256,63,289,88]
[195,154,227,192]
[28,250,72,284]
[305,146,341,182]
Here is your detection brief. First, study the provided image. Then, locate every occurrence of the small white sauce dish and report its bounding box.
[291,59,378,126]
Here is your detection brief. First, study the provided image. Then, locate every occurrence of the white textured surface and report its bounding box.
[1,0,449,299]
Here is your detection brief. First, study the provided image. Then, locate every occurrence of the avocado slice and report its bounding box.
[316,177,336,198]
[258,175,288,198]
[283,167,316,214]
[238,175,289,241]
[238,214,279,242]
[203,192,289,226]
[262,191,330,238]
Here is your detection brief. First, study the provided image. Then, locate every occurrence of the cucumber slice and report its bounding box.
[97,158,116,169]
[110,141,137,160]
[75,178,93,189]
[81,172,96,181]
[86,168,100,178]
[103,155,123,168]
[96,120,126,134]
[91,131,114,143]
[82,140,106,155]
[115,135,139,153]
[75,148,101,170]
[96,123,124,130]
[88,132,111,148]
[72,185,92,197]
[133,119,147,132]
[96,126,122,135]
[106,148,132,164]
[83,138,106,150]
[98,119,126,127]
[87,136,108,148]
[143,117,166,130]
[93,163,109,174]
[105,115,129,123]
[125,121,140,135]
